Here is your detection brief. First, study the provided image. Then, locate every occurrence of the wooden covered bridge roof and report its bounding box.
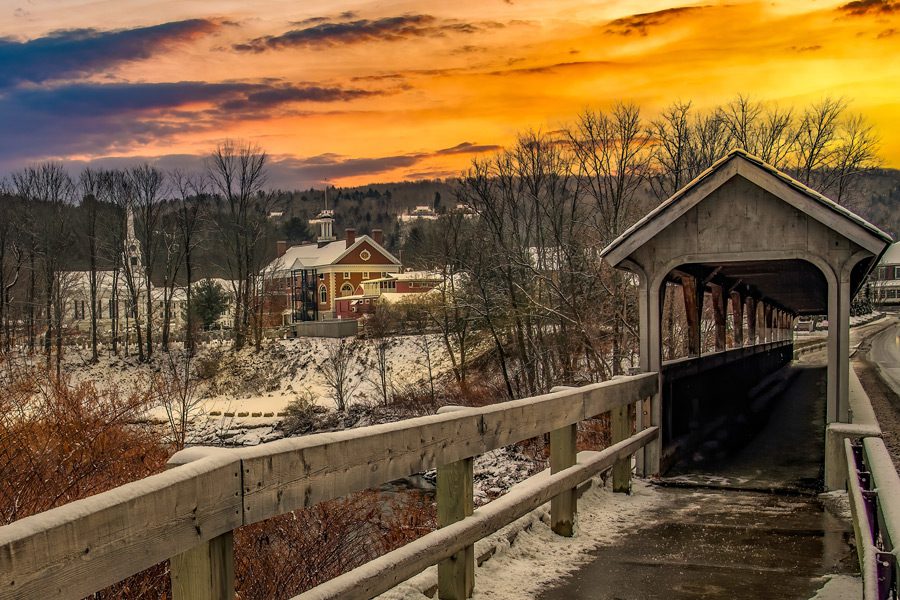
[601,149,892,316]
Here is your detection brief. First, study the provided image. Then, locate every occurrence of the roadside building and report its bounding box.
[870,241,900,306]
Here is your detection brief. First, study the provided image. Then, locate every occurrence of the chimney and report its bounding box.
[345,228,356,249]
[276,240,288,258]
[372,229,383,246]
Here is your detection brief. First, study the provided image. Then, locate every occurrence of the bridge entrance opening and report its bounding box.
[652,259,827,490]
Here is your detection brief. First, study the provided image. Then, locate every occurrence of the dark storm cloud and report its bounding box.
[605,6,706,36]
[233,14,504,52]
[5,81,378,116]
[0,19,218,88]
[838,0,899,16]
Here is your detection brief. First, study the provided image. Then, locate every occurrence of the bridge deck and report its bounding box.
[539,358,858,600]
[663,364,826,493]
[538,486,857,600]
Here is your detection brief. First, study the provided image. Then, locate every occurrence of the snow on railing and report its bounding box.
[0,372,658,600]
[845,437,899,600]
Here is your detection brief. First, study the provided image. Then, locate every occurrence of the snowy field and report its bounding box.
[48,333,456,445]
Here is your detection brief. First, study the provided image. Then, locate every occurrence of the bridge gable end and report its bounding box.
[602,150,890,268]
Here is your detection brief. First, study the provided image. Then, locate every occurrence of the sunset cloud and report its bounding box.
[234,14,504,53]
[604,6,706,36]
[0,19,218,88]
[838,0,899,16]
[0,1,897,186]
[0,81,383,163]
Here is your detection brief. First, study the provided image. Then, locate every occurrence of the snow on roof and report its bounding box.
[378,290,440,304]
[265,235,401,274]
[879,242,900,266]
[392,270,443,281]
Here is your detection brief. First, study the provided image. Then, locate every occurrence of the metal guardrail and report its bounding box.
[845,436,899,599]
[0,373,658,600]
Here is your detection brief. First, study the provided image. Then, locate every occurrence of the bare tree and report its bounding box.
[795,97,847,186]
[0,193,23,352]
[319,338,360,412]
[108,171,142,359]
[130,165,167,361]
[568,104,651,376]
[172,170,207,354]
[822,112,880,206]
[12,164,74,372]
[78,168,105,362]
[154,352,203,449]
[207,140,273,351]
[362,304,394,405]
[158,220,183,353]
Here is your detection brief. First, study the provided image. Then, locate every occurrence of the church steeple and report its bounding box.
[309,185,336,247]
[124,202,143,271]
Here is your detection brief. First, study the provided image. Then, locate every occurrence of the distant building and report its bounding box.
[264,209,401,324]
[398,205,439,223]
[870,242,900,306]
[333,270,443,319]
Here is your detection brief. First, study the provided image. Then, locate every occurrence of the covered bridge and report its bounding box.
[600,149,892,479]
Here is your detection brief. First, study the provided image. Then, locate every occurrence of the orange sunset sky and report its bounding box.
[1,0,898,188]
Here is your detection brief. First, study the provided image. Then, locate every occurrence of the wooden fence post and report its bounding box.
[611,402,633,494]
[170,534,235,600]
[437,456,475,599]
[167,448,236,600]
[550,423,577,536]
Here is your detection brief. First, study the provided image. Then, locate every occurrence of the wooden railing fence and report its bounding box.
[0,373,658,600]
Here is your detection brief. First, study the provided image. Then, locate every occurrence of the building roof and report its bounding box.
[601,149,892,266]
[267,235,400,274]
[879,242,900,266]
[392,270,443,281]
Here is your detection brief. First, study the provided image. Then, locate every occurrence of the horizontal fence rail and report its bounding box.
[0,372,658,600]
[845,436,900,600]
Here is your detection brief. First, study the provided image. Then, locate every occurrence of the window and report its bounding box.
[319,273,325,280]
[360,249,371,261]
[894,266,900,280]
[319,285,328,304]
[362,272,369,279]
[340,283,354,297]
[343,272,350,279]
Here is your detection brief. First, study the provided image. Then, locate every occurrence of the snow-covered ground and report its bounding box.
[56,333,453,417]
[379,480,663,600]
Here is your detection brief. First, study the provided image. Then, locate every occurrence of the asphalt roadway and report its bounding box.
[865,318,900,396]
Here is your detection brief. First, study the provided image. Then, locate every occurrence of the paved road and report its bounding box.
[866,319,900,395]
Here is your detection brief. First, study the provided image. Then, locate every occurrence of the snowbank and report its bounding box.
[378,480,662,600]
